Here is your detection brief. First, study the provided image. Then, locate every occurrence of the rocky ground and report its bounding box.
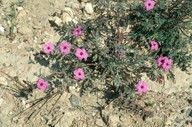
[0,0,192,127]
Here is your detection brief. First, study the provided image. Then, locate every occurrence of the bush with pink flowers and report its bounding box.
[31,0,191,105]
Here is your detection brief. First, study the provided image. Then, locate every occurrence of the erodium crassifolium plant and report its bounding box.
[27,0,191,111]
[31,0,192,95]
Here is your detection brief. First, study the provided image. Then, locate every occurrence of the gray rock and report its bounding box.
[69,94,80,107]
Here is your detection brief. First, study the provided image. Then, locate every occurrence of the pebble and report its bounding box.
[69,94,80,107]
[0,97,3,106]
[18,26,32,35]
[0,25,5,33]
[165,120,172,125]
[0,77,8,85]
[17,10,27,18]
[84,3,94,14]
[61,13,72,23]
[49,16,63,26]
[16,7,24,11]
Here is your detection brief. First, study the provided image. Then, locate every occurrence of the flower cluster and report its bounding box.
[143,1,173,72]
[41,25,87,85]
[43,41,71,55]
[157,56,173,71]
[134,0,175,94]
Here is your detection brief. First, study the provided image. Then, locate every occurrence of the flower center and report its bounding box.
[161,59,164,63]
[40,83,44,86]
[63,46,67,49]
[80,52,83,55]
[47,47,50,50]
[148,3,151,6]
[141,85,144,89]
[78,73,81,75]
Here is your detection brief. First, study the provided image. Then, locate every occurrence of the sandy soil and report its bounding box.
[0,0,191,127]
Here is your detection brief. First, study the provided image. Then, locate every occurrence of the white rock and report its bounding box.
[16,7,24,11]
[0,77,8,86]
[0,26,5,33]
[165,120,172,125]
[61,13,72,23]
[84,3,94,14]
[0,98,3,106]
[52,16,63,26]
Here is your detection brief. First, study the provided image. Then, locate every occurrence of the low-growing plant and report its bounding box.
[31,0,192,103]
[3,0,25,40]
[7,0,191,121]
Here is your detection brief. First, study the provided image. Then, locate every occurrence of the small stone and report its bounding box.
[69,94,80,107]
[84,3,94,14]
[69,86,76,92]
[0,98,3,106]
[18,26,32,35]
[16,7,24,11]
[165,120,172,125]
[0,26,5,33]
[0,77,8,86]
[12,117,18,123]
[95,119,104,126]
[92,112,96,116]
[110,114,119,125]
[50,16,63,26]
[17,10,27,18]
[61,13,72,23]
[4,63,11,67]
[12,26,17,34]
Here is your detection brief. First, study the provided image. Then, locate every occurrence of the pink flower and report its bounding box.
[75,48,88,61]
[43,42,55,54]
[59,41,71,55]
[74,68,85,80]
[73,26,82,37]
[162,58,173,71]
[115,48,124,58]
[157,56,168,67]
[144,0,156,11]
[150,40,158,51]
[36,78,48,91]
[135,81,148,94]
[157,56,173,71]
